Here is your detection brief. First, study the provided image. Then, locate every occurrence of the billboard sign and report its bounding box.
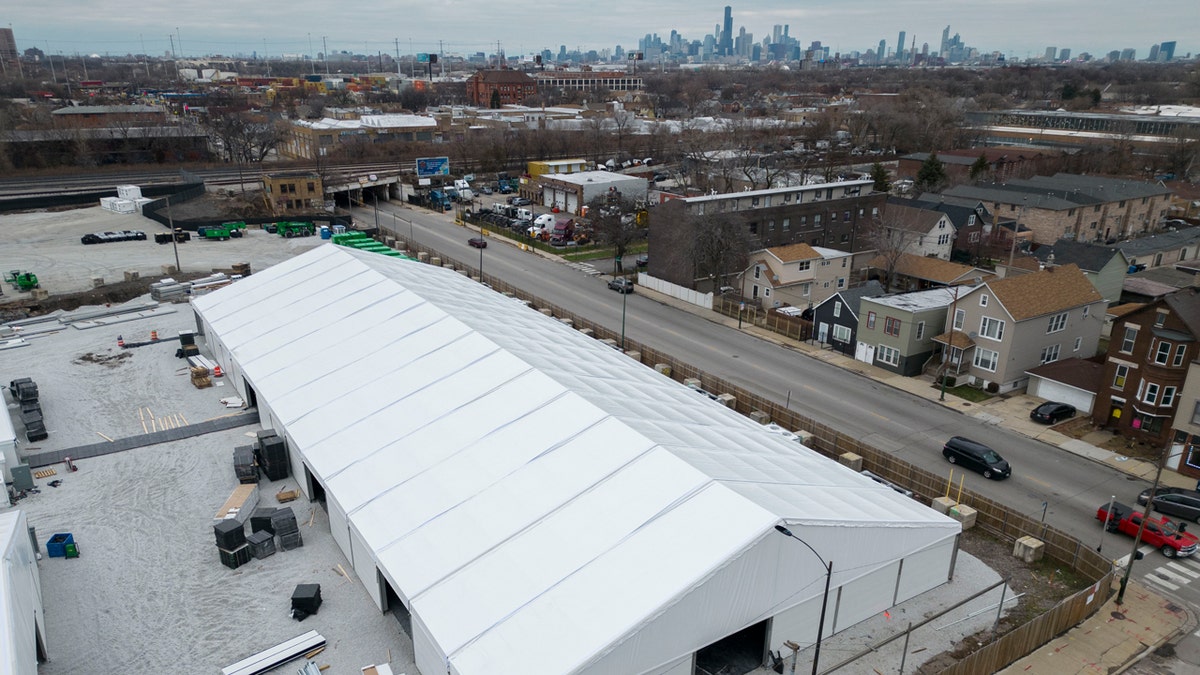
[416,156,450,177]
[417,53,430,63]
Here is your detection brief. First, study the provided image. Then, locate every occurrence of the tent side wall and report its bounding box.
[2,510,45,675]
[415,617,447,675]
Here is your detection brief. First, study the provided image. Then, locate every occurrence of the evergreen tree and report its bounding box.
[915,152,948,193]
[869,161,891,193]
[489,89,501,109]
[968,154,989,182]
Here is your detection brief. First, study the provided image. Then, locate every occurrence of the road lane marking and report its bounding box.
[1022,475,1054,490]
[1144,575,1180,591]
[1167,561,1200,578]
[1179,558,1200,573]
[1153,567,1193,585]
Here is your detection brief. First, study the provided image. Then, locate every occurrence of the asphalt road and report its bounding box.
[366,199,1147,544]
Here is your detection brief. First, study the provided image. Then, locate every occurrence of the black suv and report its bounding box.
[942,436,1011,480]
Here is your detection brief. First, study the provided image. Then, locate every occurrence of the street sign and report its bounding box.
[416,156,450,177]
[417,53,430,63]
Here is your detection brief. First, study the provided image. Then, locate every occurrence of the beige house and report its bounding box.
[933,264,1106,393]
[741,243,854,308]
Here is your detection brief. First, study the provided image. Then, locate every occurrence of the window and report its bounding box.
[1082,305,1090,318]
[974,348,999,372]
[764,288,772,297]
[953,309,965,331]
[885,317,901,336]
[753,266,761,279]
[916,321,926,340]
[937,234,950,246]
[1134,413,1165,434]
[843,210,851,221]
[801,216,808,226]
[1162,386,1176,407]
[1120,326,1138,353]
[782,218,790,231]
[867,311,876,329]
[832,324,851,342]
[1047,313,1068,333]
[1074,336,1083,352]
[980,294,989,307]
[1155,311,1167,327]
[1144,382,1160,405]
[968,232,980,243]
[878,345,900,366]
[831,212,838,222]
[802,283,811,297]
[1113,364,1128,388]
[979,316,1005,340]
[1154,341,1172,365]
[837,277,846,289]
[1193,401,1200,425]
[768,220,775,232]
[1173,344,1187,367]
[814,215,821,226]
[751,196,760,207]
[1040,344,1060,364]
[833,301,842,318]
[749,221,757,234]
[796,260,811,272]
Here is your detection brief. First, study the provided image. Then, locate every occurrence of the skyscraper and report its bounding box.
[896,31,906,61]
[1159,41,1176,61]
[940,25,950,58]
[0,27,16,65]
[1058,48,1071,61]
[878,39,887,61]
[1044,46,1057,61]
[720,6,733,56]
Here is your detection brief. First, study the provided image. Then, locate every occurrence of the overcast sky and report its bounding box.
[8,1,1198,61]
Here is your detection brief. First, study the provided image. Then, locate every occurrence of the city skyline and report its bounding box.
[5,0,1198,62]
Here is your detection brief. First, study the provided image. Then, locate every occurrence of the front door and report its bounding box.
[855,342,875,364]
[818,322,829,344]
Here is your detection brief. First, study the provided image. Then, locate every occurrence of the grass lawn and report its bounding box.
[935,383,994,403]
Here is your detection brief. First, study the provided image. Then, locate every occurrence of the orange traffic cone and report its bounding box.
[117,335,125,347]
[213,364,223,377]
[150,330,158,341]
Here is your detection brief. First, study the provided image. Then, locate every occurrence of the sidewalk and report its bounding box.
[631,283,1197,671]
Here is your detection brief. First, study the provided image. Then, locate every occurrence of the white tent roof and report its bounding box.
[192,245,959,674]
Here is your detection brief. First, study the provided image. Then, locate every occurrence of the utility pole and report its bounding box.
[46,42,57,84]
[394,39,401,76]
[1118,446,1168,604]
[308,34,315,74]
[322,36,329,74]
[176,27,183,59]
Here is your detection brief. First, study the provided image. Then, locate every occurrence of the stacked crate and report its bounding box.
[256,432,289,481]
[246,530,276,559]
[272,507,303,551]
[214,519,251,569]
[233,446,258,484]
[10,378,46,442]
[189,366,212,389]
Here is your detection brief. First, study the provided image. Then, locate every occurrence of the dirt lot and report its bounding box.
[1054,416,1161,461]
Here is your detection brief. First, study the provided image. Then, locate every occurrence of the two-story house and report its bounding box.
[857,286,964,376]
[881,199,956,260]
[935,264,1106,393]
[740,244,854,308]
[866,252,995,293]
[1026,239,1130,305]
[812,280,886,356]
[1094,288,1200,448]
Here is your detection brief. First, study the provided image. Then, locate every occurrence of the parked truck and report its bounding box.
[1097,500,1199,558]
[197,222,246,240]
[549,218,576,246]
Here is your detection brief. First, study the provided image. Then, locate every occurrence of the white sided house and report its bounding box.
[190,244,962,675]
[1,509,47,675]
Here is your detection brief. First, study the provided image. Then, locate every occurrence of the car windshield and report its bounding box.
[982,450,1002,464]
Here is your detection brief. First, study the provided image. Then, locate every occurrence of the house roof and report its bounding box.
[1116,227,1200,258]
[1028,239,1126,273]
[472,69,537,84]
[769,243,821,262]
[932,330,975,349]
[1106,302,1147,319]
[871,252,992,285]
[1164,288,1200,339]
[864,286,968,312]
[190,245,958,675]
[1123,276,1183,299]
[882,201,952,234]
[815,280,885,317]
[944,174,1171,210]
[907,199,989,227]
[985,263,1105,321]
[1025,357,1105,393]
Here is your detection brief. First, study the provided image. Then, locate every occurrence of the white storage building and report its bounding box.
[537,170,648,215]
[190,245,961,675]
[0,509,46,675]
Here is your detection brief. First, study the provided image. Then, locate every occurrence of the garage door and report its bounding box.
[854,342,875,364]
[1028,377,1095,414]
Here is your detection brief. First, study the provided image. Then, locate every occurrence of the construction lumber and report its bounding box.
[221,630,326,675]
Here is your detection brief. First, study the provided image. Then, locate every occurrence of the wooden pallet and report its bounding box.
[276,488,300,503]
[34,468,56,479]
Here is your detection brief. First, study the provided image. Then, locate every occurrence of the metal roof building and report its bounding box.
[190,245,961,675]
[0,509,45,675]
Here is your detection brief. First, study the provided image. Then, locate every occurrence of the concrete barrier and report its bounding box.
[839,452,864,471]
[1013,535,1045,563]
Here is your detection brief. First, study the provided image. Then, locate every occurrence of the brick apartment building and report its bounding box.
[467,69,538,107]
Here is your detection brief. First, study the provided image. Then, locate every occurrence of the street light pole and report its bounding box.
[775,524,833,675]
[1118,445,1167,604]
[620,286,628,350]
[940,284,961,402]
[165,195,181,274]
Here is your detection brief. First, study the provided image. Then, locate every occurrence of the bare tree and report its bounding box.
[586,192,643,268]
[689,211,753,291]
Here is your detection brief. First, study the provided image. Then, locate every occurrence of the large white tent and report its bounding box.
[191,244,961,675]
[0,509,45,675]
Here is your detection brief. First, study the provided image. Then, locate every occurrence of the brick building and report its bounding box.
[467,69,538,107]
[648,179,886,291]
[262,171,324,213]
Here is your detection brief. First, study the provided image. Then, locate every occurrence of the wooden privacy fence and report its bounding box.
[371,231,1116,672]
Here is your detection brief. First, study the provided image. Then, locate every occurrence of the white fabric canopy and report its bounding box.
[193,245,960,675]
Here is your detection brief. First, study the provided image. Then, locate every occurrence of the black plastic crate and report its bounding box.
[250,507,277,535]
[291,583,322,614]
[218,544,251,569]
[246,530,276,559]
[214,519,246,550]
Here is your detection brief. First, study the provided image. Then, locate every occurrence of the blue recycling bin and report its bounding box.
[320,226,331,240]
[47,533,74,558]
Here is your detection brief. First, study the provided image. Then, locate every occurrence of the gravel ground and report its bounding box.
[0,205,324,296]
[5,300,414,675]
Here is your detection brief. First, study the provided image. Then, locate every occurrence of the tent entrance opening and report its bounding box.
[381,571,412,638]
[695,619,769,675]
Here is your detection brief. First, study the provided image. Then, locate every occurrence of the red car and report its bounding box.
[1097,501,1199,558]
[468,237,487,249]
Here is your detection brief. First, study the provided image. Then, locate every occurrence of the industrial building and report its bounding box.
[535,170,648,215]
[190,244,961,675]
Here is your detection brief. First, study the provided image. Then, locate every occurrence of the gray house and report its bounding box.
[858,286,965,376]
[812,280,886,356]
[932,264,1106,393]
[1027,239,1130,305]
